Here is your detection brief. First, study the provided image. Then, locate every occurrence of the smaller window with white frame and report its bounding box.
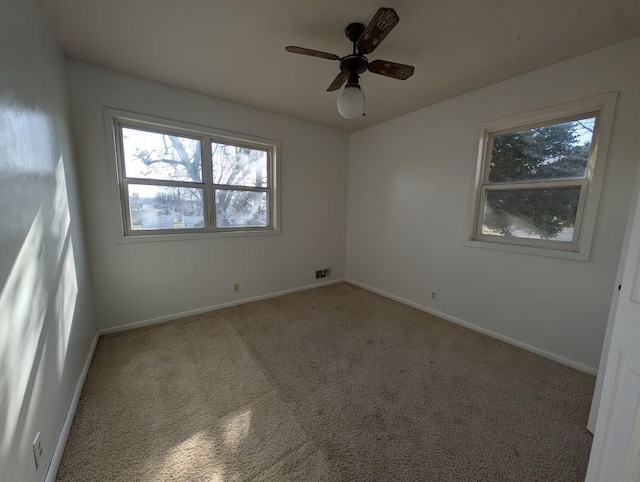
[106,109,279,240]
[467,93,617,260]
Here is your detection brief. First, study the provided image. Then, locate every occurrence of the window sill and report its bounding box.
[114,227,280,244]
[463,238,589,261]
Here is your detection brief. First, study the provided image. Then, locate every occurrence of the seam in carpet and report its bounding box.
[245,440,309,482]
[225,319,334,463]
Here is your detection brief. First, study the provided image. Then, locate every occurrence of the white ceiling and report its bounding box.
[40,0,640,132]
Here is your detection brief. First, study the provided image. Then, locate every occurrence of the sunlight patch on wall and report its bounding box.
[54,238,78,372]
[51,156,71,262]
[51,155,77,372]
[0,105,54,176]
[0,208,48,453]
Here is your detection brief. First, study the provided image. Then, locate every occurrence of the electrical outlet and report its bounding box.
[233,282,240,292]
[315,268,331,279]
[431,292,437,300]
[32,432,43,469]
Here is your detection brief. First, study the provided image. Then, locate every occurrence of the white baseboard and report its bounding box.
[44,332,99,482]
[346,279,597,376]
[98,278,345,336]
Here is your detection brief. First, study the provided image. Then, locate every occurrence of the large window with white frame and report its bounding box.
[107,110,278,239]
[467,93,617,260]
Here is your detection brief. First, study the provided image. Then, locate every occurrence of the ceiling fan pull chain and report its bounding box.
[361,75,366,117]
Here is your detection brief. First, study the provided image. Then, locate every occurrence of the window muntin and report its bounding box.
[474,113,599,250]
[113,117,277,237]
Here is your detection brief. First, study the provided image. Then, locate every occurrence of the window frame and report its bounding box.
[465,93,617,261]
[104,108,280,242]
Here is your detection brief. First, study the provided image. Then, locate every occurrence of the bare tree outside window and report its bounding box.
[115,120,276,236]
[211,143,268,227]
[122,128,205,230]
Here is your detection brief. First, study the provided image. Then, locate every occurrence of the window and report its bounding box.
[106,109,278,240]
[466,93,617,260]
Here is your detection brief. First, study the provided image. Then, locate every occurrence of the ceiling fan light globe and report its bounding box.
[337,86,365,119]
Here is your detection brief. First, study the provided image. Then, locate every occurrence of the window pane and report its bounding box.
[128,184,204,231]
[212,143,268,187]
[215,189,268,228]
[122,127,202,182]
[488,116,596,183]
[481,187,581,241]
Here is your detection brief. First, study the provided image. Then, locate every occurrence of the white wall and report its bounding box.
[66,61,350,330]
[0,1,97,481]
[347,37,640,372]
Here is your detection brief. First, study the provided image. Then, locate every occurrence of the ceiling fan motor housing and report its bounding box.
[340,55,368,75]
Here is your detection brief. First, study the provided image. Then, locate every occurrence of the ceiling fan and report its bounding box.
[286,7,415,119]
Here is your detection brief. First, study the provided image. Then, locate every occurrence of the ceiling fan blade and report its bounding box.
[368,60,415,80]
[285,46,340,61]
[357,7,399,54]
[327,72,349,91]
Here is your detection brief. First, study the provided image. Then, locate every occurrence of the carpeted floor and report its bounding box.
[56,283,595,481]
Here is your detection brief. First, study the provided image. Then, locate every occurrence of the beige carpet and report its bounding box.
[57,283,594,481]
